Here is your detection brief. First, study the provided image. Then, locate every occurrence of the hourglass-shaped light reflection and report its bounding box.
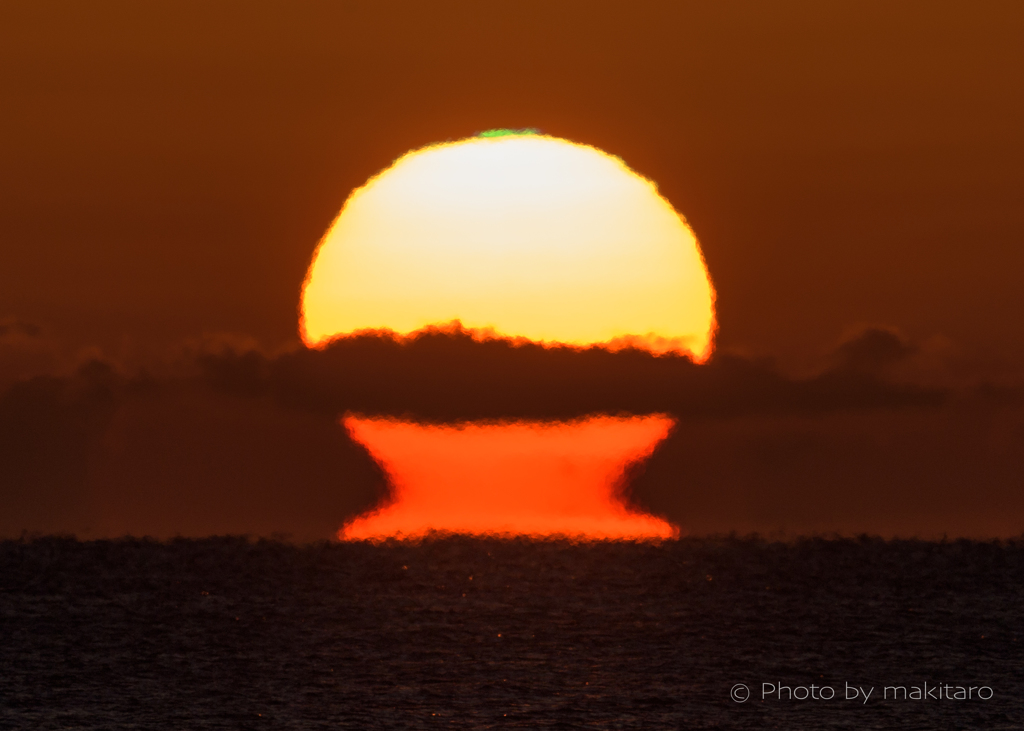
[301,132,715,539]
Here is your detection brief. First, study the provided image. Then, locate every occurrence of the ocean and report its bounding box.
[1,536,1021,729]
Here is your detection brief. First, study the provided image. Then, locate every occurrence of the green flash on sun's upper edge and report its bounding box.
[477,128,540,138]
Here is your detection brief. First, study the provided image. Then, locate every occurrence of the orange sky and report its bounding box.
[2,2,1024,540]
[1,2,1022,378]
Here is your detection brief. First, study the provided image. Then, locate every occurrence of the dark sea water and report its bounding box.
[1,536,1021,730]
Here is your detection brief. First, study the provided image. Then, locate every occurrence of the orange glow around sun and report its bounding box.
[301,132,716,359]
[341,414,677,540]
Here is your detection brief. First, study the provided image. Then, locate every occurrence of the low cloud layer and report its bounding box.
[215,325,946,421]
[1,327,1021,540]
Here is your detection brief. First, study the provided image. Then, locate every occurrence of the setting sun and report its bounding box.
[301,131,715,358]
[342,414,677,540]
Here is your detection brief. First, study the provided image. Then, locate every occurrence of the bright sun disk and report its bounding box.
[300,131,716,359]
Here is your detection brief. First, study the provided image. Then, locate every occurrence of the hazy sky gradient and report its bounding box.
[2,2,1023,539]
[2,1,1023,375]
